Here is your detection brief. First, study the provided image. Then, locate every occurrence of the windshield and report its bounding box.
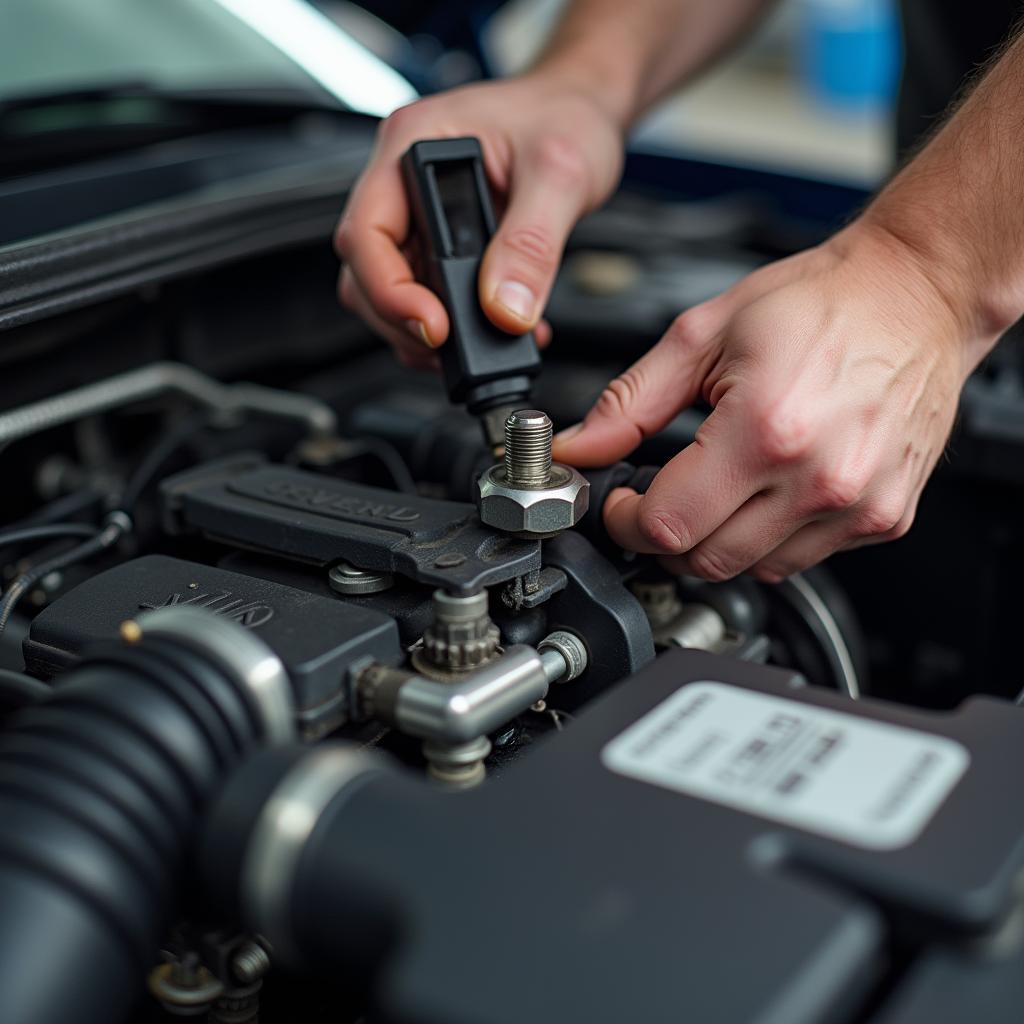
[1,0,416,116]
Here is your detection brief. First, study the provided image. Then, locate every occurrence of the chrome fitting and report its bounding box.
[423,736,492,788]
[537,630,588,683]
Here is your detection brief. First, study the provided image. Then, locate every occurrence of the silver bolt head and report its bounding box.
[477,463,589,536]
[328,561,393,595]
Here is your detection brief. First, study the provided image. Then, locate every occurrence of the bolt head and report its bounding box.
[477,463,589,535]
[328,561,393,595]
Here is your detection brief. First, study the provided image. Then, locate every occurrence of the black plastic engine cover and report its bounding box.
[207,651,1024,1024]
[160,455,541,594]
[23,555,400,737]
[870,945,1024,1024]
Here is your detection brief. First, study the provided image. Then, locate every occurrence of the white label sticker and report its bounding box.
[602,682,969,850]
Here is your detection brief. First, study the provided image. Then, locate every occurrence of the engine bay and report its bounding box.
[2,118,1024,1024]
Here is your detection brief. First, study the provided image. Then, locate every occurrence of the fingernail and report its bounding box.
[494,281,537,324]
[406,319,435,348]
[553,423,583,444]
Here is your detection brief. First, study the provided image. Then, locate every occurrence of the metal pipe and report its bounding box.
[0,362,337,450]
[540,647,570,686]
[364,632,585,746]
[393,645,551,744]
[664,604,728,651]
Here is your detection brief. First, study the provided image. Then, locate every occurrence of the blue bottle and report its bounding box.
[799,0,902,113]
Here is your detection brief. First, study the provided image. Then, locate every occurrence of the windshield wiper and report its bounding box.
[0,80,356,177]
[0,79,345,122]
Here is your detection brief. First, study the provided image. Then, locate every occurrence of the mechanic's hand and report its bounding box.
[553,219,984,582]
[335,75,624,369]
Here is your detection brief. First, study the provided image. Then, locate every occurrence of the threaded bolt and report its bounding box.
[231,941,271,984]
[504,409,552,487]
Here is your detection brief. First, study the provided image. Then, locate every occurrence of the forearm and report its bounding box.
[865,25,1024,358]
[532,0,774,128]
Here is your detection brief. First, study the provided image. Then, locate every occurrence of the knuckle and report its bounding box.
[687,546,737,583]
[637,508,692,555]
[885,511,915,541]
[379,102,419,137]
[534,134,588,187]
[857,499,904,536]
[666,308,712,353]
[334,218,355,261]
[753,404,815,464]
[502,224,557,272]
[809,467,866,512]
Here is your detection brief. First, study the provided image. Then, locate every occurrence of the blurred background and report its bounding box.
[319,0,902,187]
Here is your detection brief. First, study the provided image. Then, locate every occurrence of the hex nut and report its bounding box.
[477,463,589,536]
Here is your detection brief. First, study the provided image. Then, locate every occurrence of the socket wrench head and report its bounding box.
[477,462,589,536]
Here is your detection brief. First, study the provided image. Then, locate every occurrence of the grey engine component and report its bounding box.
[22,555,402,739]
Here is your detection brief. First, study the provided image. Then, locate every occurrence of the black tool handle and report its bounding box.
[401,137,541,415]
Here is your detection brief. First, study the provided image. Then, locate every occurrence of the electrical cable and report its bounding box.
[1,415,202,618]
[16,487,103,528]
[360,437,417,493]
[0,523,99,550]
[0,512,131,638]
[118,412,211,514]
[301,436,417,493]
[775,572,861,699]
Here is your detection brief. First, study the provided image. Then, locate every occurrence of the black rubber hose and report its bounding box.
[0,522,98,549]
[0,613,285,1024]
[0,667,50,716]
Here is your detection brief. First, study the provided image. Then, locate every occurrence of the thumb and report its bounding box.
[553,305,724,467]
[479,139,591,334]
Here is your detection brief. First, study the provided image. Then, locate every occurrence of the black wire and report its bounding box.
[773,574,860,699]
[342,438,417,494]
[0,523,98,550]
[0,516,128,638]
[0,413,210,638]
[362,438,417,493]
[119,412,211,514]
[0,413,207,641]
[0,667,50,714]
[17,487,102,528]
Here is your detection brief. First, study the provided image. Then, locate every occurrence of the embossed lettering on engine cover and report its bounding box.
[261,479,420,523]
[139,588,274,628]
[164,462,542,592]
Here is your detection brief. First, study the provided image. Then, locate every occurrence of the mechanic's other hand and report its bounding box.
[335,75,625,369]
[553,220,988,581]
